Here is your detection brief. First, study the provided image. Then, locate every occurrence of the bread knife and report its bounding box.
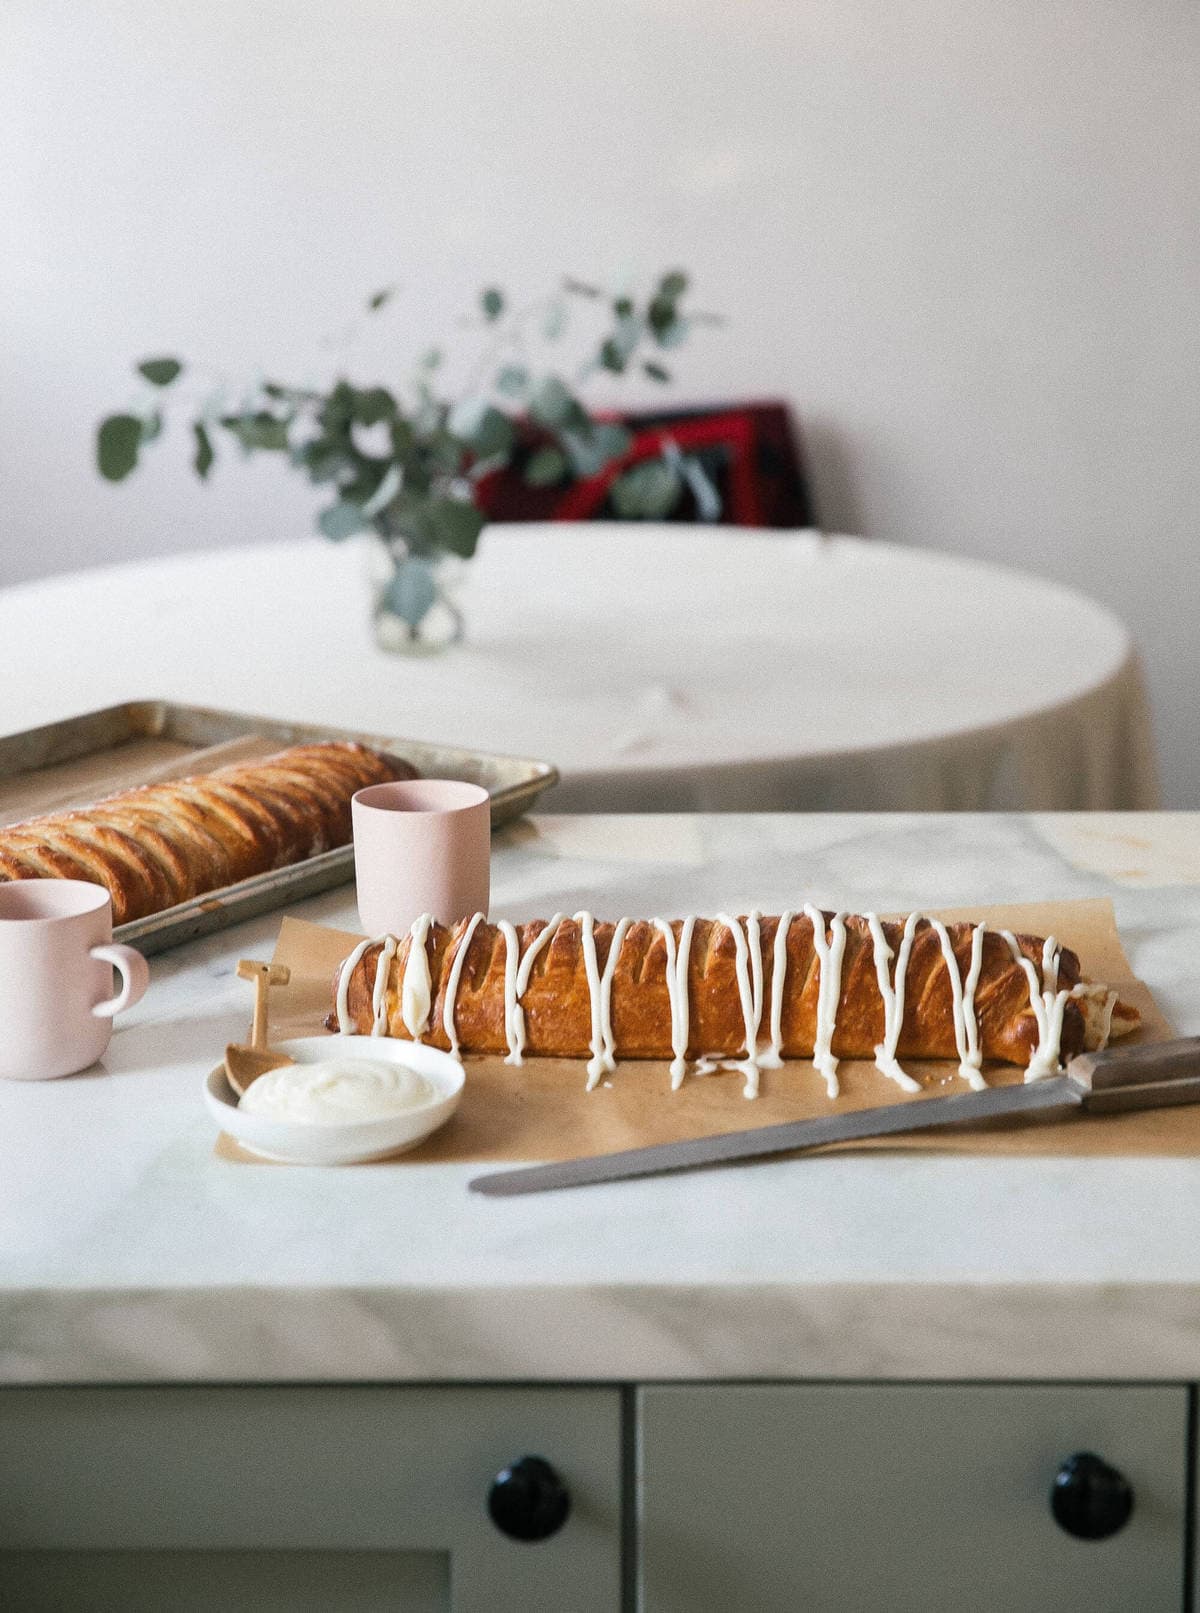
[467,1036,1200,1196]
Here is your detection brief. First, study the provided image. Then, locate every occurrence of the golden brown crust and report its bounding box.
[333,912,1095,1069]
[0,741,415,924]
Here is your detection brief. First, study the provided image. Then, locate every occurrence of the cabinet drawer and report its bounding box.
[0,1385,621,1612]
[639,1383,1188,1613]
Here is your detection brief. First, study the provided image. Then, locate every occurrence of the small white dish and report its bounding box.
[204,1034,465,1165]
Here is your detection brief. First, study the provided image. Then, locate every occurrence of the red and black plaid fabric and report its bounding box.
[476,401,815,529]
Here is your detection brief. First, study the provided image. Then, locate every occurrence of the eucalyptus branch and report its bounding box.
[96,268,720,631]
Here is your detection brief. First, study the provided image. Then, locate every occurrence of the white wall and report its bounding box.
[2,0,1198,801]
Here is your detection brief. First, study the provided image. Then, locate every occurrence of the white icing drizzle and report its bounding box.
[654,916,697,1090]
[803,903,846,1098]
[335,936,375,1033]
[715,912,764,1098]
[1000,929,1071,1082]
[575,912,603,1085]
[370,934,398,1037]
[762,910,795,1070]
[400,914,433,1041]
[588,916,632,1090]
[1071,980,1119,1049]
[496,919,523,1066]
[930,919,987,1091]
[337,908,1095,1101]
[508,912,566,1067]
[442,911,484,1057]
[865,911,922,1092]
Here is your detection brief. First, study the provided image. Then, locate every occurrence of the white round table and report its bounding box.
[0,525,1157,811]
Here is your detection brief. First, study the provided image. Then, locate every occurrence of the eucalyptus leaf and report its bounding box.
[530,376,586,431]
[427,498,485,558]
[599,339,627,375]
[192,422,214,479]
[96,414,142,481]
[561,422,630,478]
[447,397,489,440]
[389,416,415,459]
[352,387,395,426]
[137,357,182,387]
[679,453,722,522]
[470,406,515,462]
[609,460,683,520]
[647,295,677,338]
[367,286,394,312]
[293,439,355,485]
[140,411,162,443]
[317,499,369,540]
[426,428,465,477]
[524,445,568,486]
[658,270,688,301]
[384,556,438,627]
[657,315,690,350]
[319,381,357,435]
[496,364,529,398]
[221,411,289,451]
[362,461,403,518]
[481,287,504,322]
[643,361,671,383]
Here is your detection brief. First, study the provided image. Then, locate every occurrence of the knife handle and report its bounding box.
[1072,1035,1200,1091]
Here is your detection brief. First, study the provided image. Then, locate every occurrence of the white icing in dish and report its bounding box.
[803,904,846,1098]
[238,1055,433,1124]
[442,911,484,1057]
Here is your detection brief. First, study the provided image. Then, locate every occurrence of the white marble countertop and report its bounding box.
[3,811,1200,1386]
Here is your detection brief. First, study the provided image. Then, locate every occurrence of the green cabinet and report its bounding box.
[639,1383,1190,1612]
[0,1385,621,1612]
[2,1380,1194,1610]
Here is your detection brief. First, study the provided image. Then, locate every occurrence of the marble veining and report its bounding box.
[3,812,1200,1384]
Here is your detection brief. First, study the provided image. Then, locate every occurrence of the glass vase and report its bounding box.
[370,548,465,657]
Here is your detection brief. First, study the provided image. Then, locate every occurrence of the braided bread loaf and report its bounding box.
[332,911,1137,1094]
[0,741,414,923]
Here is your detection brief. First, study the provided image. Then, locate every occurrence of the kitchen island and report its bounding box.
[3,812,1199,1610]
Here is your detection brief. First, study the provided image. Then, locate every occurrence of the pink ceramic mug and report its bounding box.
[0,880,150,1081]
[352,779,491,936]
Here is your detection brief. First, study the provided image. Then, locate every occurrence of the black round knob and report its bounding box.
[488,1455,570,1542]
[1051,1451,1134,1540]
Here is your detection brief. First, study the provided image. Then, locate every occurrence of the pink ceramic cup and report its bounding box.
[352,779,491,936]
[0,880,150,1081]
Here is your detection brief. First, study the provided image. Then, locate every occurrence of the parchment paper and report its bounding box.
[213,899,1190,1163]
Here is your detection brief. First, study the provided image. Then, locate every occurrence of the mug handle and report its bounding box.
[90,944,150,1018]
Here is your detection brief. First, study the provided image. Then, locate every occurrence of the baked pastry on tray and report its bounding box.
[0,741,414,924]
[331,908,1139,1098]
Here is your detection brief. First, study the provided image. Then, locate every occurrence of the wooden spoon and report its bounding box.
[224,959,294,1096]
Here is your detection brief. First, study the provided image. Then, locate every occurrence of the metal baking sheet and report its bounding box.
[0,700,558,954]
